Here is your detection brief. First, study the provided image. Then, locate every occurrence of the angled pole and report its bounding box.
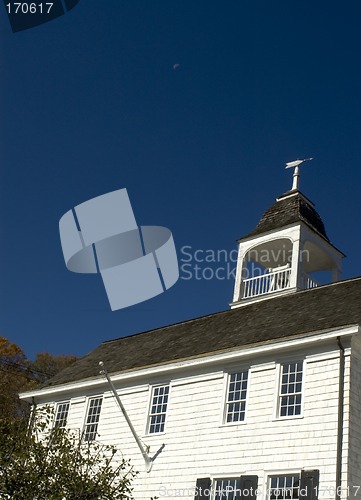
[99,361,153,473]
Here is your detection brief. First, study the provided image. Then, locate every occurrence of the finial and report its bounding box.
[285,157,313,190]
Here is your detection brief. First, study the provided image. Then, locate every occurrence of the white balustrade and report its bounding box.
[241,268,319,299]
[302,274,319,289]
[241,267,292,299]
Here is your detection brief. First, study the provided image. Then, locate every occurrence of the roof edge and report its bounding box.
[20,323,359,401]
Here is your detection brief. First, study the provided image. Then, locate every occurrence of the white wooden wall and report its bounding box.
[42,336,360,500]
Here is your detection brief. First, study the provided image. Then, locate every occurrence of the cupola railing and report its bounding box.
[241,266,319,299]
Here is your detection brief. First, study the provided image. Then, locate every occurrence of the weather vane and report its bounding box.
[285,157,313,191]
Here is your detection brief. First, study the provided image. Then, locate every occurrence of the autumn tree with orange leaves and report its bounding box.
[0,337,77,420]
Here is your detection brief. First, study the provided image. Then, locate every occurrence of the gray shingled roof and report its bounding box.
[43,277,361,388]
[243,190,330,241]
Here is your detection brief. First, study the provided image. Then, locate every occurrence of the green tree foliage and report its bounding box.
[0,407,138,499]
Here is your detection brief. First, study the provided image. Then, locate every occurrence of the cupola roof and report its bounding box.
[242,189,329,242]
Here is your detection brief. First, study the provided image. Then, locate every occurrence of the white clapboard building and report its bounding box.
[20,172,361,500]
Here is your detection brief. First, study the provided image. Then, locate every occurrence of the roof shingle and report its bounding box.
[42,277,361,388]
[243,190,329,241]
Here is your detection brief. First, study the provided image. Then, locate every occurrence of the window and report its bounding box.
[54,401,70,428]
[268,475,300,500]
[278,361,303,417]
[225,370,248,423]
[212,476,258,500]
[195,476,258,500]
[83,397,103,441]
[214,478,241,500]
[148,385,169,434]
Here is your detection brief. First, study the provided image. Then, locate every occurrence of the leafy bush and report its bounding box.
[0,407,138,500]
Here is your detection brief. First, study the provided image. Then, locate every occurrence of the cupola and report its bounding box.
[231,160,345,308]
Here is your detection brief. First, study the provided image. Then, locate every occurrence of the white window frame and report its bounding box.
[267,473,301,500]
[82,396,103,442]
[223,369,249,425]
[212,477,242,500]
[54,401,70,429]
[146,384,170,435]
[275,360,304,419]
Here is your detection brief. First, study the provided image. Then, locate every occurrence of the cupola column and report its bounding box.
[289,238,301,290]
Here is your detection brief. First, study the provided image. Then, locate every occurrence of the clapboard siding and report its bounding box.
[42,339,353,500]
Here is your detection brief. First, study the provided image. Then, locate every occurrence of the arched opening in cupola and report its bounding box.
[301,240,341,287]
[240,238,293,299]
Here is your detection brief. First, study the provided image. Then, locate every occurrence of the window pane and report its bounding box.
[279,362,303,417]
[148,385,169,434]
[214,479,241,500]
[268,475,300,500]
[54,402,70,428]
[226,370,248,423]
[83,397,102,442]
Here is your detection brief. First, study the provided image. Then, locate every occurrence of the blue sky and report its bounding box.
[1,0,361,359]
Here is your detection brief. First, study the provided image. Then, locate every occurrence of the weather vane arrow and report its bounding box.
[285,157,314,190]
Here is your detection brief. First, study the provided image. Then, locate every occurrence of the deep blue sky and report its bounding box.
[1,1,361,359]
